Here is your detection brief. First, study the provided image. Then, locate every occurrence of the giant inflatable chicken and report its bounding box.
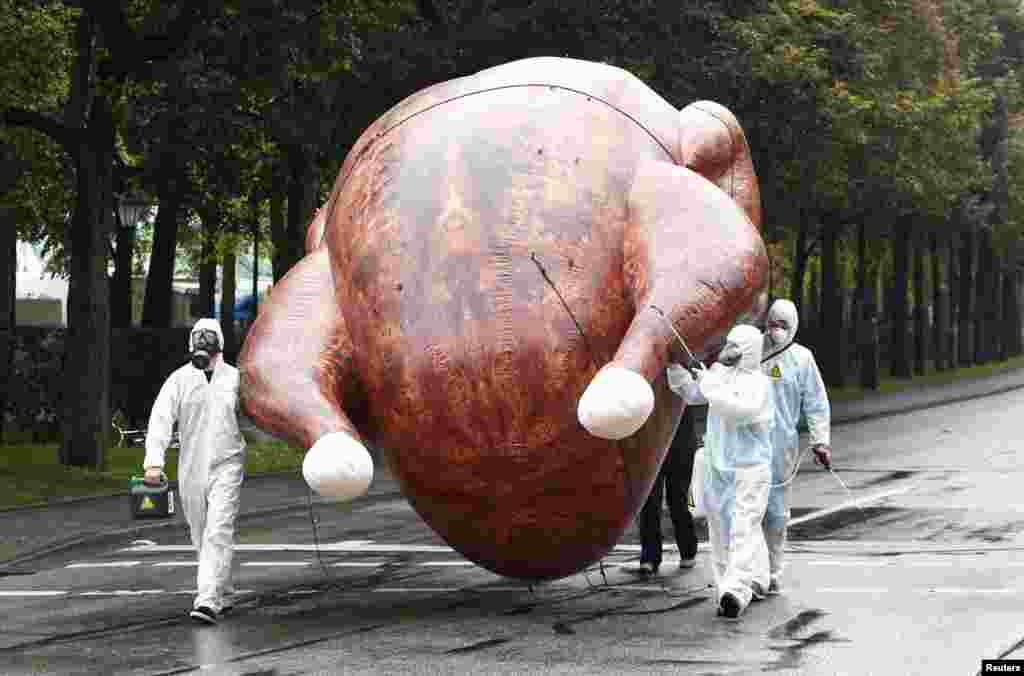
[239,57,768,580]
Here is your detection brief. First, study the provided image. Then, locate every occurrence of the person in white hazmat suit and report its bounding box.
[760,299,832,594]
[143,318,246,625]
[667,323,774,619]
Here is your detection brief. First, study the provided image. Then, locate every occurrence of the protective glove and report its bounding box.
[666,363,694,392]
[687,359,707,380]
[812,444,832,470]
[143,466,166,486]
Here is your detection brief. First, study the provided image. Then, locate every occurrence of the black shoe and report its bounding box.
[219,603,234,616]
[719,593,742,619]
[189,606,218,625]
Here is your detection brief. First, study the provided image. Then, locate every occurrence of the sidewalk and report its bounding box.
[4,365,1024,572]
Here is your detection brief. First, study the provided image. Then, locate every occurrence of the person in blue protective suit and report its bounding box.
[667,323,774,619]
[760,299,831,594]
[143,318,247,625]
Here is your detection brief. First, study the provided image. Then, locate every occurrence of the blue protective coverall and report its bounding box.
[761,299,830,589]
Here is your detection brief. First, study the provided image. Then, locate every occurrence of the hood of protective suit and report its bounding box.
[189,318,225,353]
[724,324,764,372]
[766,299,798,348]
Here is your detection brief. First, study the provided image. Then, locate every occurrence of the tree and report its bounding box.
[2,1,217,466]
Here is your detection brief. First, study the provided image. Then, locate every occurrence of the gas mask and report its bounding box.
[717,343,742,367]
[767,327,788,346]
[190,329,221,371]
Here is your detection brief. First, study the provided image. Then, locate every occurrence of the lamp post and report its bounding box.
[114,194,149,328]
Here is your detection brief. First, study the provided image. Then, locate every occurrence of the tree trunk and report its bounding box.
[270,188,287,283]
[820,222,843,386]
[0,206,15,442]
[859,269,880,391]
[891,221,911,378]
[999,269,1011,361]
[60,96,115,468]
[220,249,237,360]
[958,228,974,366]
[947,232,959,367]
[142,125,185,328]
[285,144,317,274]
[197,211,218,319]
[930,233,944,370]
[111,216,135,328]
[250,192,261,319]
[913,231,927,375]
[791,220,808,317]
[974,228,993,365]
[1010,270,1021,357]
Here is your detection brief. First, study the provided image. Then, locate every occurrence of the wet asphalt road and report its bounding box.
[3,388,1024,675]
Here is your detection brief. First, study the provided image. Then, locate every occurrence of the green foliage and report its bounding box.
[0,1,77,245]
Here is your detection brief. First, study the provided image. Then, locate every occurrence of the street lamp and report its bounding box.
[114,194,150,328]
[117,194,149,233]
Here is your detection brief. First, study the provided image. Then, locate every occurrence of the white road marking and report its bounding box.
[789,484,917,527]
[808,561,889,567]
[152,561,198,567]
[120,542,712,555]
[613,543,712,553]
[418,561,475,567]
[0,591,68,597]
[817,587,1021,594]
[79,590,165,596]
[372,588,463,593]
[927,587,1016,594]
[66,561,143,568]
[121,543,453,553]
[240,562,310,567]
[331,562,390,568]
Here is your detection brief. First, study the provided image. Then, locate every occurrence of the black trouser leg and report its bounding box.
[665,420,698,559]
[638,469,665,569]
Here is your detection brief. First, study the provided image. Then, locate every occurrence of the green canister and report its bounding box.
[129,476,175,519]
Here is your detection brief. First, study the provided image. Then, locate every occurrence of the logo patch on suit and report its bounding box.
[141,496,155,510]
[769,364,782,379]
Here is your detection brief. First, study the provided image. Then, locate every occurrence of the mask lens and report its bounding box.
[192,329,220,353]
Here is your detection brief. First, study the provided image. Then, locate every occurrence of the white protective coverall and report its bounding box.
[761,299,830,587]
[668,324,773,613]
[144,318,247,614]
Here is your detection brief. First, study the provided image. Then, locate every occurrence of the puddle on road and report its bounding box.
[765,609,850,672]
[853,470,916,490]
[789,506,911,540]
[768,609,827,640]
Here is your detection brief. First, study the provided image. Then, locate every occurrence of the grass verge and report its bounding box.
[0,435,302,511]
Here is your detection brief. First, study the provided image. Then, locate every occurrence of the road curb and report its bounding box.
[831,379,1024,427]
[0,470,305,515]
